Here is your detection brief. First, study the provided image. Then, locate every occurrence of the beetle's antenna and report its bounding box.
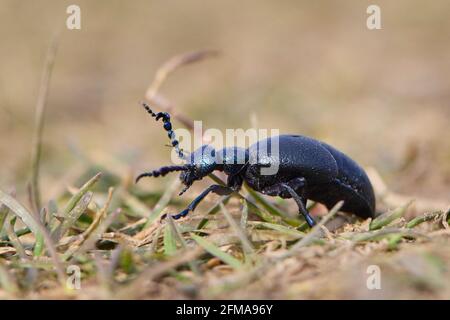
[164,143,191,157]
[135,165,189,183]
[140,102,184,159]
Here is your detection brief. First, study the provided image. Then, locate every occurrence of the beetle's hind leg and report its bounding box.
[163,185,233,220]
[281,183,316,228]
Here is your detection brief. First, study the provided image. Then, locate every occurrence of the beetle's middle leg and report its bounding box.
[164,185,233,220]
[281,183,316,228]
[260,178,316,227]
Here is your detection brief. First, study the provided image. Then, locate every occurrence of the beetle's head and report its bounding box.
[178,145,218,194]
[136,145,218,195]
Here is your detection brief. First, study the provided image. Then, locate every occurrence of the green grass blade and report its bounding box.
[250,221,305,238]
[63,172,101,215]
[53,191,93,240]
[190,233,243,269]
[220,203,254,254]
[406,211,442,228]
[145,178,181,227]
[197,196,230,230]
[0,202,9,236]
[0,189,41,236]
[33,232,45,257]
[1,227,31,242]
[370,201,412,230]
[246,186,288,218]
[207,173,284,225]
[163,223,177,256]
[387,234,403,250]
[167,217,201,275]
[4,216,27,259]
[123,192,151,218]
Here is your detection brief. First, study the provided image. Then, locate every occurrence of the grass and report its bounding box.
[0,158,448,299]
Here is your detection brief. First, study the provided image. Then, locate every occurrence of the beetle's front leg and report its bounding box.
[281,183,316,227]
[163,185,233,220]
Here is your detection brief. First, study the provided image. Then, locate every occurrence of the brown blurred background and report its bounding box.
[0,0,449,203]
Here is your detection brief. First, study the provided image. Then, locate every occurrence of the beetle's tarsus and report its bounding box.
[162,185,234,220]
[175,209,190,219]
[281,183,316,227]
[161,209,189,220]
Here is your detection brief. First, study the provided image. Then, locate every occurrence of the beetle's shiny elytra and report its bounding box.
[136,103,376,227]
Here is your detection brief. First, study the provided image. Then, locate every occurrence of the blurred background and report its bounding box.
[0,0,449,205]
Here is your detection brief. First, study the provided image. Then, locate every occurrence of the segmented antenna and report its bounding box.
[135,165,189,183]
[141,102,184,159]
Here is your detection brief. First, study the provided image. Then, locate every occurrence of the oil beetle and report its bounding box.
[136,103,376,227]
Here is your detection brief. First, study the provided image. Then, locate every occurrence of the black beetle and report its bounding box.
[136,103,376,227]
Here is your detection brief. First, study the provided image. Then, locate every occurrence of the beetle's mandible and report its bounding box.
[136,103,376,227]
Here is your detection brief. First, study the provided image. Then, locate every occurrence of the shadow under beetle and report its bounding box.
[136,103,376,227]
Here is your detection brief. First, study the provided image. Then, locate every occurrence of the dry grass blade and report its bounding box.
[30,33,60,212]
[0,265,19,296]
[240,200,248,229]
[145,49,219,129]
[167,216,201,275]
[190,233,243,269]
[369,200,413,230]
[83,187,114,238]
[0,247,17,255]
[67,208,122,262]
[220,203,254,255]
[146,49,219,98]
[149,225,162,253]
[442,207,450,229]
[282,200,343,258]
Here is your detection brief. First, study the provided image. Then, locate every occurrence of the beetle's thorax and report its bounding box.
[216,146,249,176]
[179,145,249,188]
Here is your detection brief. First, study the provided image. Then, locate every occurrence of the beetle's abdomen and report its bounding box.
[314,142,376,218]
[246,135,338,188]
[245,134,375,219]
